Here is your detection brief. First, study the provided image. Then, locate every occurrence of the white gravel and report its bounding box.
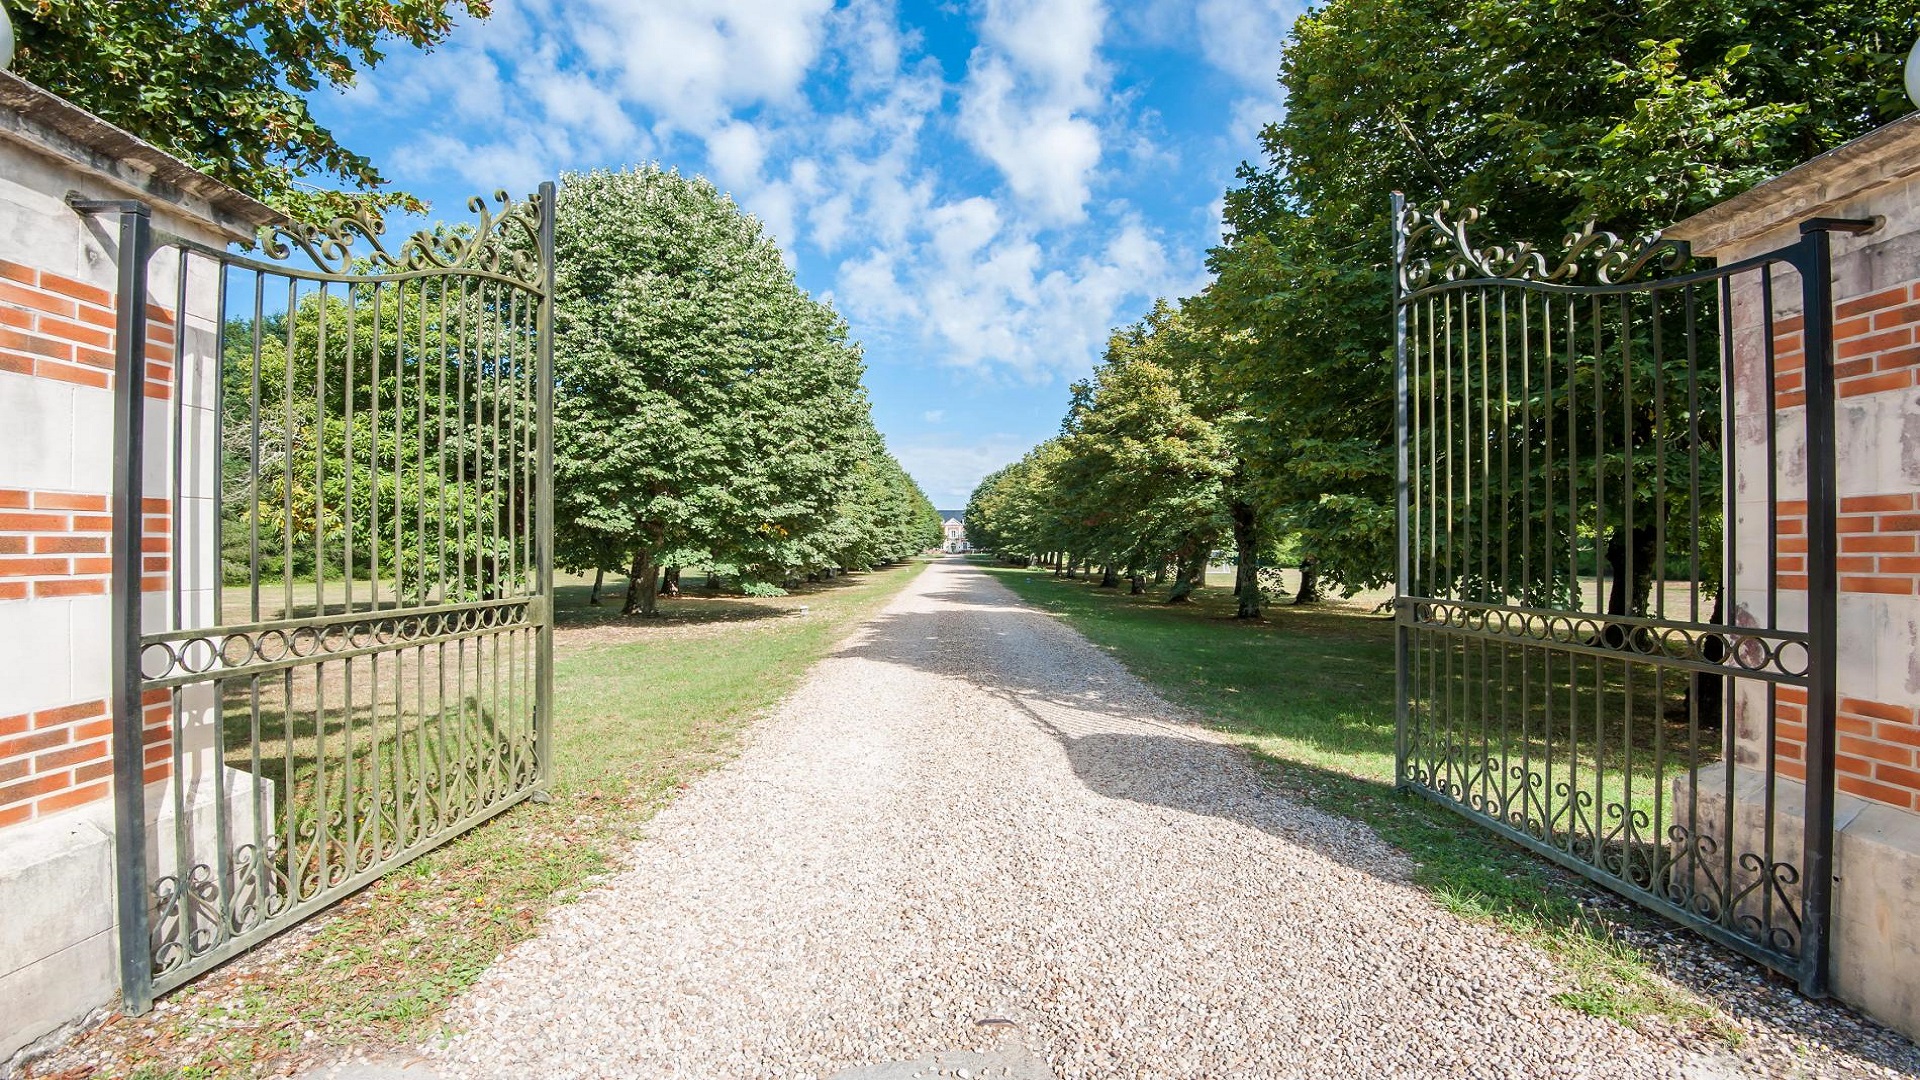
[420,560,1910,1080]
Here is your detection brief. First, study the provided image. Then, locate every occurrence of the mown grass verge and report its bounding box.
[35,561,929,1080]
[978,560,1732,1037]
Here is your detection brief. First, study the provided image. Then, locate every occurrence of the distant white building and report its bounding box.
[939,511,969,554]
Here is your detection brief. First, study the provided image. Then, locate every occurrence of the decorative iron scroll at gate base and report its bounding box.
[95,188,557,1012]
[1390,196,1868,994]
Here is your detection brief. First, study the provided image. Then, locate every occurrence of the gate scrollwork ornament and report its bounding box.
[1395,200,1692,292]
[259,189,546,289]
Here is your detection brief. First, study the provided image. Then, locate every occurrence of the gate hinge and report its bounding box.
[1800,216,1878,236]
[66,193,151,217]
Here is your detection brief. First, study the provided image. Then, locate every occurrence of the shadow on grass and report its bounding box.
[552,569,896,630]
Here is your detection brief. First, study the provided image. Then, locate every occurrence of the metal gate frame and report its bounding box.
[82,186,556,1012]
[1390,193,1874,993]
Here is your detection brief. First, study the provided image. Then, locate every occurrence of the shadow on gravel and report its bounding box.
[832,570,1408,886]
[835,563,1920,1076]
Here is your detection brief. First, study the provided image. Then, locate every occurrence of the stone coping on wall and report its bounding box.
[1666,112,1920,256]
[0,70,281,243]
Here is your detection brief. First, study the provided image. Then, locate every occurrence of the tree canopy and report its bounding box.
[11,0,486,220]
[973,0,1914,606]
[551,166,937,615]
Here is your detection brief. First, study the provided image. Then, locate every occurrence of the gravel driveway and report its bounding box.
[417,560,1910,1080]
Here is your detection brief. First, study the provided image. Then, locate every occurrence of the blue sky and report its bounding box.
[309,0,1305,507]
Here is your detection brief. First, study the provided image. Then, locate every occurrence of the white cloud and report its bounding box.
[959,64,1103,223]
[810,192,856,252]
[893,434,1033,507]
[340,0,1211,393]
[922,409,945,423]
[838,249,920,322]
[705,121,767,188]
[576,0,836,134]
[976,0,1106,95]
[839,210,1181,384]
[957,0,1110,223]
[928,197,1001,263]
[1194,0,1303,92]
[363,0,837,196]
[1194,0,1305,148]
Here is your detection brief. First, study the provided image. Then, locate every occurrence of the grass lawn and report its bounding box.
[57,560,930,1080]
[978,559,1732,1036]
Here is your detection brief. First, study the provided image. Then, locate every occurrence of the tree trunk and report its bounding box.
[661,565,681,598]
[1687,588,1726,728]
[1230,500,1262,619]
[1098,564,1118,588]
[1166,547,1207,604]
[1601,523,1658,648]
[623,547,660,616]
[1153,559,1167,586]
[1604,523,1659,612]
[1294,556,1322,605]
[589,566,605,606]
[1129,573,1146,594]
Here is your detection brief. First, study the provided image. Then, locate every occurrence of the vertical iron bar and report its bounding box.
[1717,272,1738,925]
[314,284,329,618]
[1476,286,1491,809]
[213,263,229,629]
[1620,292,1635,864]
[248,272,264,623]
[536,181,557,788]
[282,278,297,622]
[369,282,383,611]
[1392,194,1411,791]
[1760,265,1781,938]
[1519,290,1534,831]
[1650,285,1669,876]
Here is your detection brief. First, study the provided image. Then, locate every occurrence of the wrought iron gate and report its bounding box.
[92,187,555,1010]
[1390,196,1873,993]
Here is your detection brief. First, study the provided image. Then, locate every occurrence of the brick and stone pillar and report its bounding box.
[1667,111,1920,1041]
[0,71,278,1061]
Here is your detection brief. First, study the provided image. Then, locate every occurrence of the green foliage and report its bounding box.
[220,278,533,603]
[969,302,1287,611]
[10,0,488,221]
[550,167,933,616]
[1197,0,1914,594]
[967,315,1225,573]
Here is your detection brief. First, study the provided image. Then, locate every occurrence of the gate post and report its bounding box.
[1793,215,1877,998]
[71,197,157,1015]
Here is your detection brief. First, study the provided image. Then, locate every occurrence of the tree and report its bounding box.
[550,166,882,616]
[11,0,487,220]
[219,276,531,606]
[967,305,1255,607]
[1057,305,1237,606]
[965,441,1075,569]
[1206,0,1915,597]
